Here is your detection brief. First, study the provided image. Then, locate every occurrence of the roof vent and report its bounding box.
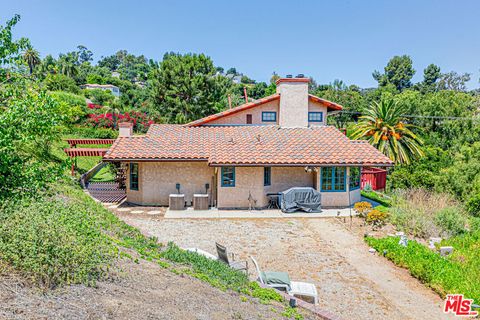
[296,74,305,78]
[286,74,293,78]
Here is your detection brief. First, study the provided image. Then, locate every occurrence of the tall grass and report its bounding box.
[388,189,468,238]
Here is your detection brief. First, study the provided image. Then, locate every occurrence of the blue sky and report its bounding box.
[2,0,479,88]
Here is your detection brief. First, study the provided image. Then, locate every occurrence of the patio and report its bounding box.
[164,207,357,219]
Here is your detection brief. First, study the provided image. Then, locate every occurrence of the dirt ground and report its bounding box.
[116,208,455,320]
[0,257,302,320]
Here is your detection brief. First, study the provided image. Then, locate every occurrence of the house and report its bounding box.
[103,76,393,208]
[82,84,121,97]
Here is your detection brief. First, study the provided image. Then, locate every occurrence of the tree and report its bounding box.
[77,45,93,63]
[43,73,79,93]
[23,45,40,75]
[437,71,471,92]
[373,55,415,91]
[149,52,230,123]
[351,98,425,165]
[0,76,64,200]
[58,52,79,77]
[0,14,29,67]
[423,64,441,86]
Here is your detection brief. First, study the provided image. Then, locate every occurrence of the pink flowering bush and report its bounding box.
[86,111,154,133]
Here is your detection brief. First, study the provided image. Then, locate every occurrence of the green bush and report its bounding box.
[49,91,87,123]
[366,236,479,302]
[466,194,480,217]
[434,207,467,237]
[0,196,116,287]
[43,73,79,94]
[65,126,118,139]
[361,190,392,207]
[160,242,249,291]
[388,189,468,239]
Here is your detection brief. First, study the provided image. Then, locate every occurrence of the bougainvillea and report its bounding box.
[86,111,154,133]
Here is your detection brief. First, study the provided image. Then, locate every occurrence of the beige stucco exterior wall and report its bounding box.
[277,82,309,127]
[125,162,215,206]
[207,100,280,125]
[125,162,361,209]
[216,166,266,208]
[308,101,328,126]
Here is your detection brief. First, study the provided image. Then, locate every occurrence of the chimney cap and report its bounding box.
[119,122,133,128]
[275,77,310,85]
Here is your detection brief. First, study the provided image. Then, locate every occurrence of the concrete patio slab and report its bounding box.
[164,207,357,219]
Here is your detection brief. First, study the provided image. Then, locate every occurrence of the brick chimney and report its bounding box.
[276,75,309,127]
[119,122,133,137]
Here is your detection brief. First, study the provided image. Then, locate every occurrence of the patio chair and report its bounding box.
[183,247,217,260]
[215,242,248,273]
[250,256,318,305]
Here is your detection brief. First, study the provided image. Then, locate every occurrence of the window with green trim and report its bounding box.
[221,167,235,187]
[321,167,346,191]
[264,167,271,186]
[349,167,361,190]
[130,163,139,190]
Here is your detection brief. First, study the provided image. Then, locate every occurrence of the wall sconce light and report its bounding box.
[176,183,181,194]
[205,183,210,193]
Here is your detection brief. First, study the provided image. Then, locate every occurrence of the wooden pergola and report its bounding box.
[64,139,114,176]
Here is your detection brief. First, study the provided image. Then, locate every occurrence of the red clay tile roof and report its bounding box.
[185,94,343,127]
[103,124,393,166]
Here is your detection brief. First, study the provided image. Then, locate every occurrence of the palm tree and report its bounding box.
[58,53,79,77]
[23,46,40,75]
[351,98,424,165]
[102,104,122,129]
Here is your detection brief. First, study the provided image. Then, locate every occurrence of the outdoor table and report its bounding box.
[266,193,281,209]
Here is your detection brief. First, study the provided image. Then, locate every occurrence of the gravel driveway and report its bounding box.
[117,212,453,320]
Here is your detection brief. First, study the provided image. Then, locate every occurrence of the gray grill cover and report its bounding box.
[280,187,321,213]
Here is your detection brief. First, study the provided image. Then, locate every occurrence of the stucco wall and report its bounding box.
[217,166,266,208]
[308,101,328,126]
[207,100,279,125]
[277,82,309,127]
[126,162,214,206]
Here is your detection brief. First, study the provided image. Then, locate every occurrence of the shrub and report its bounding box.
[0,196,115,287]
[434,207,467,237]
[49,91,87,124]
[366,209,388,228]
[65,126,118,139]
[366,235,479,303]
[43,74,79,94]
[354,201,372,216]
[466,194,480,217]
[389,189,468,239]
[361,190,392,207]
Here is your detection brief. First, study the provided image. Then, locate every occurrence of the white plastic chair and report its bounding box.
[250,256,318,304]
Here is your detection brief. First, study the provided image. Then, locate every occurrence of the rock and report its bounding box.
[368,248,376,253]
[429,237,442,249]
[440,246,453,257]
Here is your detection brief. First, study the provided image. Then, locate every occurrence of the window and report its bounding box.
[262,111,277,122]
[221,167,235,187]
[130,163,139,190]
[246,114,253,124]
[321,167,346,192]
[349,167,361,190]
[308,112,323,122]
[264,167,271,186]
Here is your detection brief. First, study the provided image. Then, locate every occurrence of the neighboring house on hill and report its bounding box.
[103,76,393,208]
[82,84,121,97]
